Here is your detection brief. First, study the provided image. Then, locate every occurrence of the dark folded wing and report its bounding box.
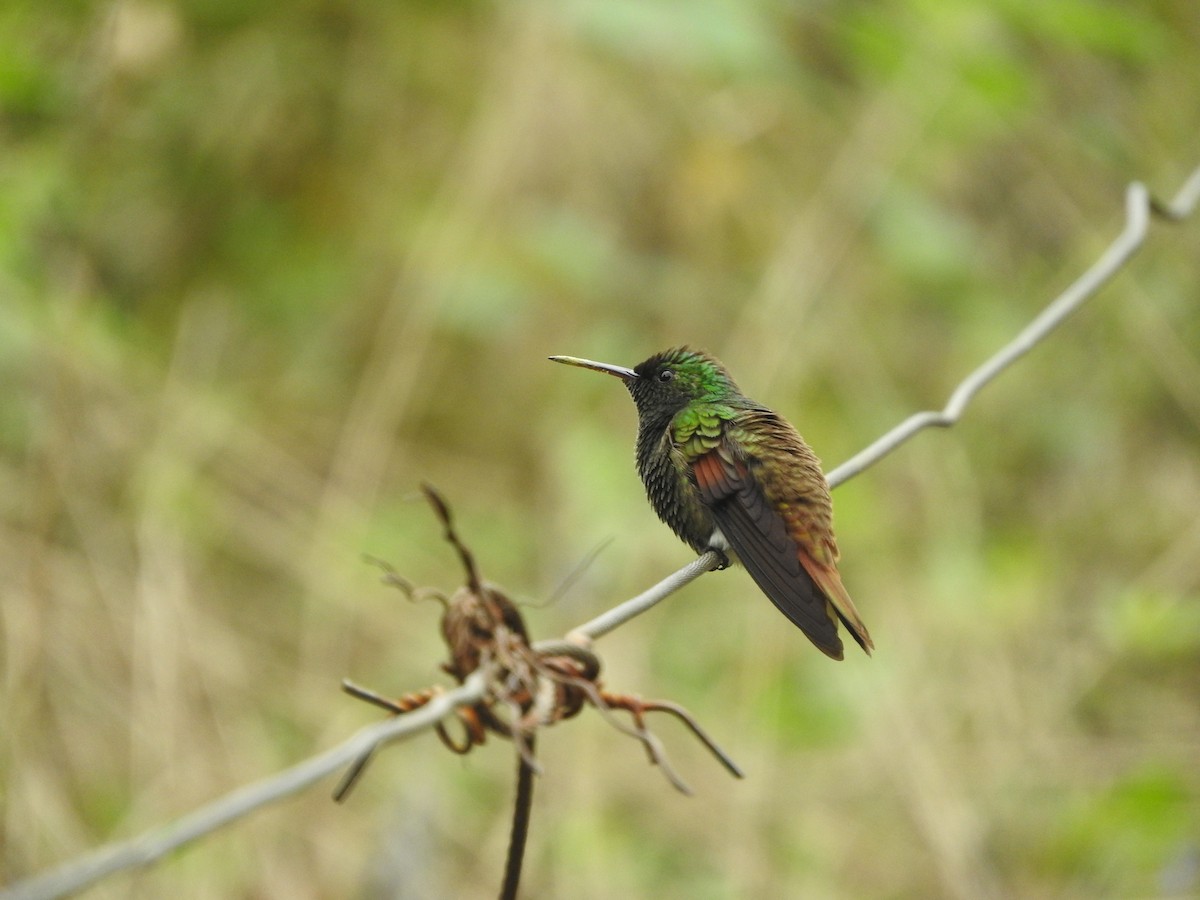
[691,449,845,659]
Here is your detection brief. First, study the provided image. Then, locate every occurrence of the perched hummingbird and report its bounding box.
[551,347,872,660]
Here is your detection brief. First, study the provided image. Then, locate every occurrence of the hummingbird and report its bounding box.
[550,347,872,660]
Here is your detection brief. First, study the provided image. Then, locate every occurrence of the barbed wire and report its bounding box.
[4,165,1199,900]
[3,674,488,900]
[825,173,1200,489]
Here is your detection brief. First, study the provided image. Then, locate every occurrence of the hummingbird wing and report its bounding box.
[690,426,873,659]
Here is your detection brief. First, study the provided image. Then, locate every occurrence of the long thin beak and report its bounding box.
[549,355,637,380]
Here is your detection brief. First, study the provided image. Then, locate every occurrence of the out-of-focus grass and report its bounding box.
[2,2,1198,898]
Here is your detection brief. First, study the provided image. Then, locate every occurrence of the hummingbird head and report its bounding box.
[551,347,739,423]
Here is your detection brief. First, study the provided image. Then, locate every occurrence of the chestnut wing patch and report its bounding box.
[691,449,844,659]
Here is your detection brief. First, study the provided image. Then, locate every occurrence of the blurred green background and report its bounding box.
[2,1,1198,897]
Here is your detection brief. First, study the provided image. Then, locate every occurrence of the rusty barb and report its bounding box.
[334,484,743,801]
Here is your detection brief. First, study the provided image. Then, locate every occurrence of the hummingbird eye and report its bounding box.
[658,369,675,383]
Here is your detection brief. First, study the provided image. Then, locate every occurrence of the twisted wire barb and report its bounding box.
[3,165,1198,900]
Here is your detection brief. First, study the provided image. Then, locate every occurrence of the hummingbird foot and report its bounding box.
[706,528,732,570]
[709,548,731,570]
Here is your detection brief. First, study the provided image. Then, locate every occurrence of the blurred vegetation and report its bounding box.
[2,1,1198,898]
